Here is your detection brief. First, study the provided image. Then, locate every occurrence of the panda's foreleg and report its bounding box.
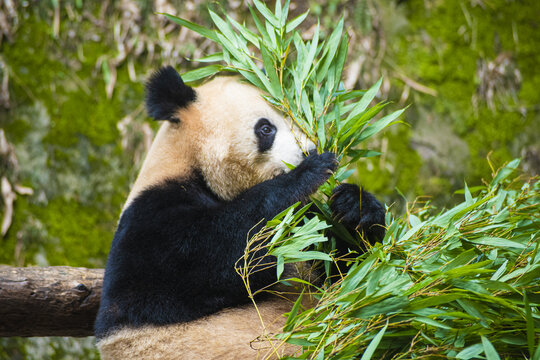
[189,152,338,298]
[139,151,338,323]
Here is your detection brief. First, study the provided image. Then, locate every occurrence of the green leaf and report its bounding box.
[360,321,388,360]
[347,149,382,163]
[456,343,484,359]
[415,316,451,329]
[464,181,473,205]
[280,0,290,26]
[332,36,348,91]
[467,236,527,249]
[181,65,223,83]
[490,158,520,188]
[408,294,463,310]
[260,43,282,98]
[265,21,278,48]
[316,17,344,83]
[252,0,280,28]
[525,292,536,357]
[196,52,225,63]
[440,248,477,272]
[344,78,382,124]
[274,0,282,23]
[284,290,304,332]
[162,14,219,42]
[354,296,409,318]
[215,32,246,64]
[249,6,271,45]
[286,10,309,33]
[300,22,320,84]
[355,107,406,143]
[276,255,284,279]
[226,15,259,47]
[335,89,366,102]
[316,106,326,149]
[209,10,243,50]
[340,253,378,294]
[481,336,501,360]
[490,260,508,281]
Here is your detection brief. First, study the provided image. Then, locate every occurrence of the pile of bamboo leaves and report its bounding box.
[276,160,539,359]
[164,2,539,359]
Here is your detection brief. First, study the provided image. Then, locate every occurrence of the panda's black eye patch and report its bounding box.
[255,118,277,153]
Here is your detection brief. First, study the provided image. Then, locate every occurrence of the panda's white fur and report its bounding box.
[98,75,317,359]
[98,299,299,359]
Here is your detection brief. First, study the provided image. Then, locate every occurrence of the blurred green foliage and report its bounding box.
[1,14,131,267]
[367,0,540,206]
[0,0,538,359]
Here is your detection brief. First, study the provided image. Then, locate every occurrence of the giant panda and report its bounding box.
[94,66,386,359]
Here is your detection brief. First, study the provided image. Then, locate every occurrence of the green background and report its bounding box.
[0,0,538,358]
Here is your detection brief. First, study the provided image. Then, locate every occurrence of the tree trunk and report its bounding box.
[0,266,104,337]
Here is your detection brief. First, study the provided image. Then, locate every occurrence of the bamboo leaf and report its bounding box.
[162,14,219,42]
[316,17,344,83]
[181,65,223,83]
[349,78,382,117]
[286,10,309,33]
[196,52,225,63]
[260,43,282,98]
[249,6,271,45]
[301,22,319,82]
[226,15,259,47]
[481,336,501,360]
[490,159,520,188]
[456,343,484,359]
[252,0,280,28]
[467,236,527,249]
[525,292,536,357]
[284,291,304,332]
[355,107,406,143]
[359,321,388,360]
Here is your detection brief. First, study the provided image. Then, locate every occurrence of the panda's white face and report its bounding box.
[129,76,315,204]
[190,77,315,200]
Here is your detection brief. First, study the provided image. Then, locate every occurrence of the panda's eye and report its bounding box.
[255,118,276,137]
[260,124,274,135]
[255,118,277,152]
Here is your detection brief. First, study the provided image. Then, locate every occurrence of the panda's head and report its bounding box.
[130,66,315,202]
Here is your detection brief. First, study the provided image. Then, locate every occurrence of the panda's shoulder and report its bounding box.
[124,172,221,219]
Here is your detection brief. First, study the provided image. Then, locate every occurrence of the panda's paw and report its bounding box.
[330,184,386,244]
[330,184,360,225]
[295,152,338,190]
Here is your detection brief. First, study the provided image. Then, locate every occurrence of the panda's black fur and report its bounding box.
[145,66,197,122]
[95,66,386,357]
[96,153,340,336]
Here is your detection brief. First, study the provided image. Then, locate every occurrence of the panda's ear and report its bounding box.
[145,66,197,123]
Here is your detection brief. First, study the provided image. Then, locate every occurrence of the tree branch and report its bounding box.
[0,266,104,337]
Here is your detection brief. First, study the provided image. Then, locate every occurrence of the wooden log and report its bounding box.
[0,266,104,337]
